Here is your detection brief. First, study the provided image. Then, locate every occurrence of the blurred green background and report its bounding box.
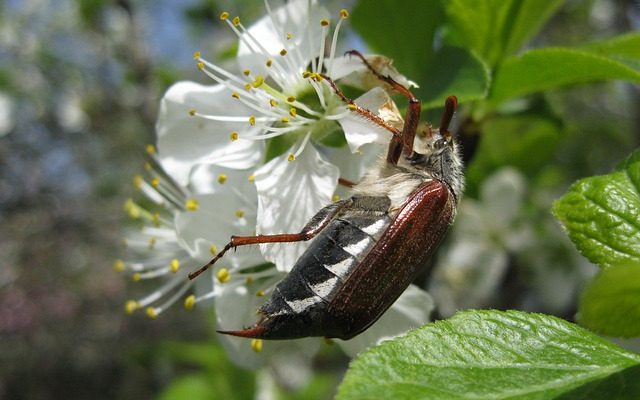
[1,0,638,399]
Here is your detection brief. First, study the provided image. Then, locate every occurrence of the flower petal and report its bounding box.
[481,167,527,229]
[337,87,401,153]
[254,141,339,271]
[237,0,329,85]
[331,54,419,89]
[174,177,264,267]
[337,285,434,357]
[156,81,264,185]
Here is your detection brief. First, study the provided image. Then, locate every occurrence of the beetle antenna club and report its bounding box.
[191,52,463,340]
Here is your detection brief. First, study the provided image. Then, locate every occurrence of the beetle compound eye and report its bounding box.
[433,138,447,150]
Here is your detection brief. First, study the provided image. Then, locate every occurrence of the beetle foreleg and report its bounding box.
[345,50,421,164]
[188,200,352,280]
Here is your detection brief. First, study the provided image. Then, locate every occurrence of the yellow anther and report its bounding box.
[280,117,289,123]
[218,173,228,184]
[347,103,357,111]
[146,307,158,319]
[125,300,140,315]
[197,62,205,70]
[151,177,160,188]
[231,92,240,99]
[146,144,156,155]
[185,198,200,211]
[287,153,295,162]
[245,276,254,285]
[340,9,349,19]
[148,237,156,250]
[279,49,287,56]
[266,59,273,67]
[243,69,251,76]
[320,18,330,26]
[210,244,218,255]
[302,71,312,78]
[256,290,265,297]
[252,75,264,87]
[193,51,201,60]
[249,115,256,126]
[170,258,180,273]
[244,83,252,91]
[232,16,240,26]
[184,295,196,310]
[286,32,293,40]
[220,11,229,20]
[152,213,160,226]
[235,209,245,218]
[133,175,143,189]
[113,259,125,272]
[313,73,324,81]
[248,174,255,183]
[332,194,341,202]
[287,96,296,103]
[251,339,263,353]
[217,268,230,283]
[189,109,196,116]
[289,108,297,117]
[269,99,278,107]
[143,162,152,171]
[132,272,141,282]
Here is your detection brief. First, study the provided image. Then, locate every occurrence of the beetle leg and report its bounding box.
[317,73,401,138]
[188,200,352,280]
[344,50,421,164]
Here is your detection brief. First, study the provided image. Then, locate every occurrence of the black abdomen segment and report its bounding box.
[256,196,391,339]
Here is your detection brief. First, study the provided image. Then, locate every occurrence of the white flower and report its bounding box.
[120,0,436,366]
[429,168,533,316]
[157,0,412,270]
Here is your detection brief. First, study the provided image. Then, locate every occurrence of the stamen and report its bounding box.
[320,18,330,26]
[185,198,199,211]
[286,33,292,40]
[249,115,256,126]
[232,16,241,26]
[235,209,245,218]
[170,259,180,273]
[269,99,278,107]
[125,300,140,315]
[252,75,265,87]
[251,339,263,353]
[256,290,265,297]
[287,153,295,161]
[146,144,156,155]
[146,307,158,319]
[133,175,143,189]
[248,175,255,182]
[217,268,231,283]
[243,69,251,76]
[332,194,341,202]
[210,244,218,255]
[266,59,273,67]
[289,108,297,117]
[327,10,348,76]
[151,177,160,188]
[245,276,254,285]
[184,295,196,310]
[279,49,287,56]
[220,11,230,20]
[188,109,196,116]
[230,131,239,141]
[114,259,125,272]
[193,51,201,60]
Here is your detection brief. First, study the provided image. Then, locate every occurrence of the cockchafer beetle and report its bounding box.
[188,50,464,340]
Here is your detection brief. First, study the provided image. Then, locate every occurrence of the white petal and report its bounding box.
[174,186,264,268]
[337,285,434,357]
[331,54,419,89]
[429,240,508,317]
[156,81,264,185]
[337,87,401,153]
[213,277,321,370]
[481,167,527,229]
[237,0,329,84]
[254,141,339,272]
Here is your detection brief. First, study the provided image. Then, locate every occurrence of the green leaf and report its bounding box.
[553,148,640,268]
[446,0,565,66]
[490,34,640,104]
[337,310,640,400]
[158,374,217,400]
[465,114,562,196]
[418,46,490,109]
[579,262,640,338]
[351,0,445,82]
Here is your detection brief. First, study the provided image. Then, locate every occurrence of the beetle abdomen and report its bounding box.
[222,196,393,340]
